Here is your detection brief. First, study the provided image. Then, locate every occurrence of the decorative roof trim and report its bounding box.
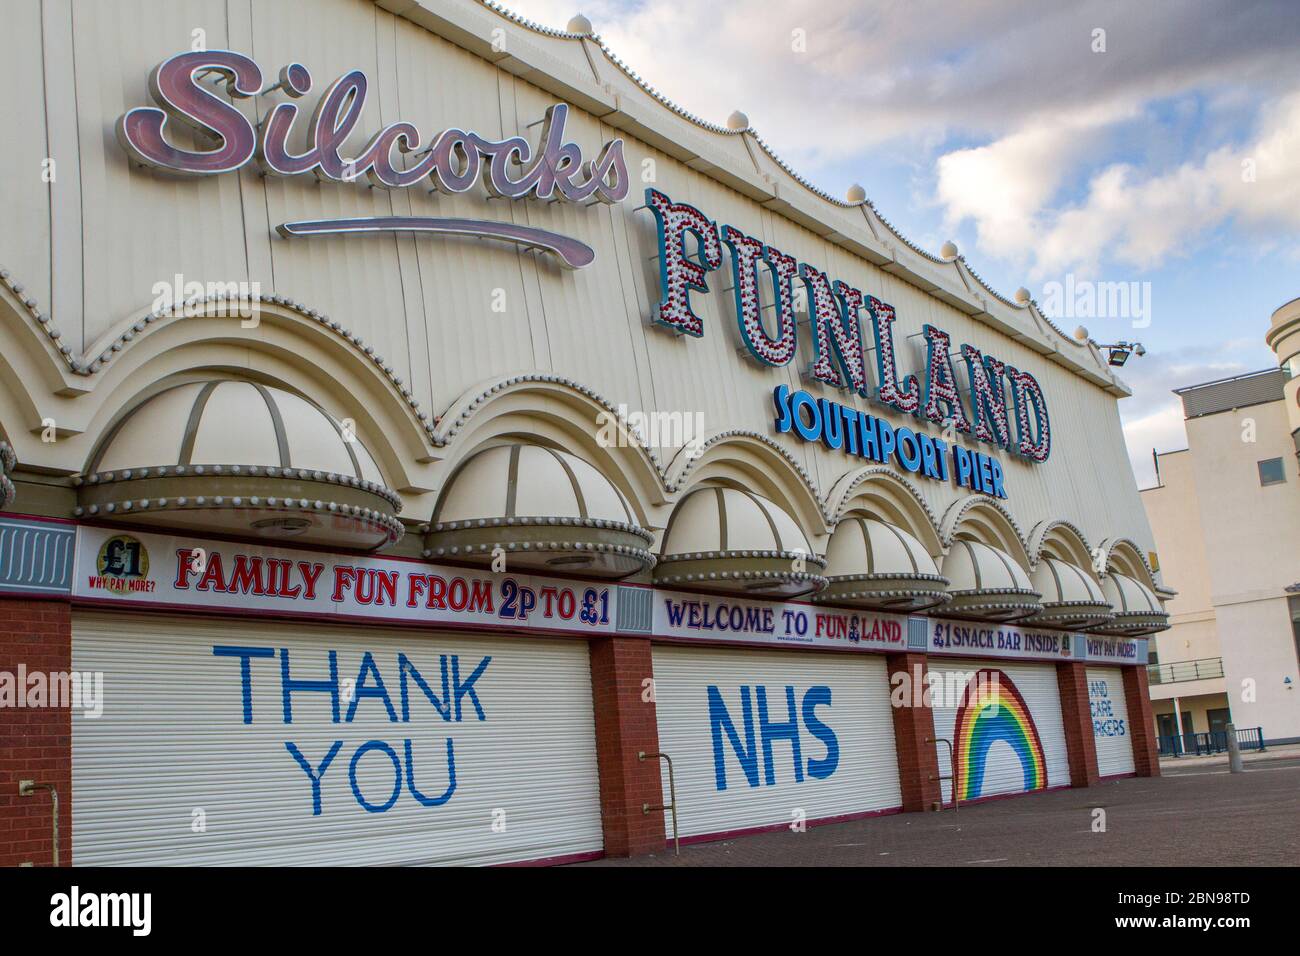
[429,514,654,543]
[468,1,1118,385]
[663,429,825,517]
[74,463,402,511]
[1097,536,1159,585]
[0,275,442,448]
[73,494,405,545]
[433,371,664,460]
[826,465,942,533]
[1025,518,1095,570]
[939,493,1029,555]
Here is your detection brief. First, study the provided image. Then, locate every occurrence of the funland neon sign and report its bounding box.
[115,51,629,268]
[644,188,1052,470]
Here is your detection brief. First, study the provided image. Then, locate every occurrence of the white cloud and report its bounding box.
[934,102,1135,264]
[499,0,1300,172]
[940,90,1300,280]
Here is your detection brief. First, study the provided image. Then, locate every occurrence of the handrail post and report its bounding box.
[927,737,958,811]
[18,780,59,866]
[640,751,680,856]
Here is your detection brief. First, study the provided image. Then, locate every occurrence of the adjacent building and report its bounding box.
[1141,297,1300,748]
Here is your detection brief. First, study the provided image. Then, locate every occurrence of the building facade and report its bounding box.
[0,0,1168,866]
[1141,299,1300,749]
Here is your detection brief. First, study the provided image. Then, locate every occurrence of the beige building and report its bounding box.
[1142,298,1300,748]
[0,0,1169,866]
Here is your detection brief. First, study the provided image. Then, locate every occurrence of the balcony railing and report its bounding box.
[1147,656,1224,685]
[1158,726,1266,757]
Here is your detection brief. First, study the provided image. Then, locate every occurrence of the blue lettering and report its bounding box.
[452,654,491,722]
[285,739,343,816]
[213,645,275,724]
[399,653,452,722]
[348,739,403,813]
[801,686,840,780]
[404,738,457,806]
[280,648,340,724]
[346,651,399,723]
[708,685,759,790]
[757,685,804,786]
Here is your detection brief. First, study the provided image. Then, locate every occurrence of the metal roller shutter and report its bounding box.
[930,659,1072,804]
[1087,666,1136,776]
[651,645,901,840]
[72,612,603,866]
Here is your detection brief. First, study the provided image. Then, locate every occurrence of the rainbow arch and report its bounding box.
[952,669,1047,801]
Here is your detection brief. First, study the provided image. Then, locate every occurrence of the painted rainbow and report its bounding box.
[953,669,1047,801]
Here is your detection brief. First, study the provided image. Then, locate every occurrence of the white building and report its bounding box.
[1141,297,1300,748]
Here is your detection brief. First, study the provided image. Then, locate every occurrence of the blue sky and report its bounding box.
[503,0,1300,486]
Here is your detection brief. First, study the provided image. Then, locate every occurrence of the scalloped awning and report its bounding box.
[76,379,402,550]
[940,539,1041,623]
[654,486,826,598]
[1094,571,1170,636]
[814,516,948,612]
[1028,557,1114,631]
[423,444,654,578]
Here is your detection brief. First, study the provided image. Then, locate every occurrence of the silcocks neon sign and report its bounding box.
[115,51,629,268]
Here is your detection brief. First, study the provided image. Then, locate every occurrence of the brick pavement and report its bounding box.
[579,758,1300,866]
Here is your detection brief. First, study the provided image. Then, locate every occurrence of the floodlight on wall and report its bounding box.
[1090,340,1146,367]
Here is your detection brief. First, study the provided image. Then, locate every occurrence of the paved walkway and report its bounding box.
[581,758,1300,866]
[1158,741,1300,769]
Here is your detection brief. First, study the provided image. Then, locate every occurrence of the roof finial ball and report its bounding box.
[940,240,959,261]
[566,13,593,35]
[1014,287,1032,305]
[726,110,750,131]
[846,183,867,203]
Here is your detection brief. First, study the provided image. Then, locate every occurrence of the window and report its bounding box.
[1258,457,1286,486]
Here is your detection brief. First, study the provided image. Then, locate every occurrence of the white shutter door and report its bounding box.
[651,645,901,840]
[1087,666,1135,776]
[930,659,1072,804]
[72,612,603,866]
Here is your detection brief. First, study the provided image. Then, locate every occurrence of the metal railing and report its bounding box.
[640,750,680,856]
[1158,726,1266,757]
[17,780,59,866]
[1147,656,1224,685]
[929,737,958,811]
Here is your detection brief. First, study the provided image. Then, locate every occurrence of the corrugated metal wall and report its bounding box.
[1178,370,1285,419]
[72,611,603,865]
[650,645,901,838]
[1087,666,1136,777]
[930,658,1071,803]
